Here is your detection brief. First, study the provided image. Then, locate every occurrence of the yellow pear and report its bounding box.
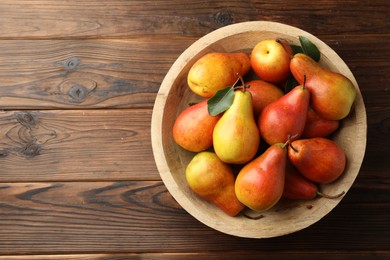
[186,151,245,216]
[187,52,251,98]
[290,53,356,120]
[213,89,260,164]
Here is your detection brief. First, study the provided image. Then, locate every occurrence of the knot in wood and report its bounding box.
[15,112,36,127]
[22,142,41,157]
[68,84,88,102]
[214,11,233,26]
[65,57,80,71]
[0,150,9,157]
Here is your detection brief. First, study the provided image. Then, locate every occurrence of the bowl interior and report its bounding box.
[152,21,367,238]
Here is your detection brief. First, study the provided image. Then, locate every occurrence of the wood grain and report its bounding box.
[0,38,194,109]
[1,251,390,259]
[0,181,388,255]
[0,0,388,257]
[361,106,390,178]
[0,106,385,183]
[0,35,388,109]
[0,1,388,39]
[0,109,158,182]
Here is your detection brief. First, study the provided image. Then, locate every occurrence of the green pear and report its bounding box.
[258,84,310,145]
[290,53,356,120]
[186,151,245,216]
[213,89,260,164]
[187,52,251,98]
[235,142,288,212]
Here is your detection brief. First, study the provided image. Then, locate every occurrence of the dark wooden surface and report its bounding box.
[0,1,389,258]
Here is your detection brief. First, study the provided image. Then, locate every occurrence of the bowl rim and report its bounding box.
[151,21,367,238]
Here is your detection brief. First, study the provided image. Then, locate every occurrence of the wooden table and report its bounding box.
[0,1,388,259]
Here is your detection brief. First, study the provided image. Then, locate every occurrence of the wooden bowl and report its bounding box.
[151,21,366,238]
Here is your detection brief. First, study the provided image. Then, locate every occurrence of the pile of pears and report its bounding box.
[173,37,356,217]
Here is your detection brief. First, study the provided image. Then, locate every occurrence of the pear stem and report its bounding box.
[302,74,307,89]
[289,142,298,153]
[282,139,290,149]
[286,134,300,151]
[232,76,241,88]
[317,190,345,199]
[288,133,300,141]
[238,74,245,92]
[233,73,249,92]
[242,212,265,220]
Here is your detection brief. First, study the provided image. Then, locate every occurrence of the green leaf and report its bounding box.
[284,75,299,94]
[290,44,303,54]
[207,86,234,116]
[299,36,321,62]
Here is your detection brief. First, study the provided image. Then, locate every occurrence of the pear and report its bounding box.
[187,52,251,98]
[288,137,346,184]
[282,164,318,200]
[246,79,284,118]
[283,164,345,200]
[290,53,356,120]
[301,108,340,139]
[186,151,245,216]
[173,100,222,152]
[250,39,292,85]
[258,84,310,145]
[235,142,288,212]
[213,89,260,164]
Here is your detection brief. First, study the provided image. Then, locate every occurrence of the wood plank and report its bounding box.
[0,105,388,183]
[0,109,159,182]
[0,35,388,109]
[0,38,194,109]
[325,36,390,107]
[360,106,390,178]
[253,1,390,36]
[0,1,388,39]
[0,181,388,255]
[0,0,258,39]
[0,0,386,258]
[1,251,390,259]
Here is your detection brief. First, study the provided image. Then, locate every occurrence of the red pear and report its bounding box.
[282,164,345,200]
[288,137,346,184]
[235,142,288,212]
[250,39,292,85]
[173,100,221,152]
[246,79,284,118]
[277,38,295,57]
[290,53,356,120]
[282,165,318,200]
[301,108,340,138]
[258,84,310,145]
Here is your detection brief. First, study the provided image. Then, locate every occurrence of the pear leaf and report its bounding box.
[207,86,234,116]
[290,44,303,54]
[284,75,299,94]
[299,36,321,62]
